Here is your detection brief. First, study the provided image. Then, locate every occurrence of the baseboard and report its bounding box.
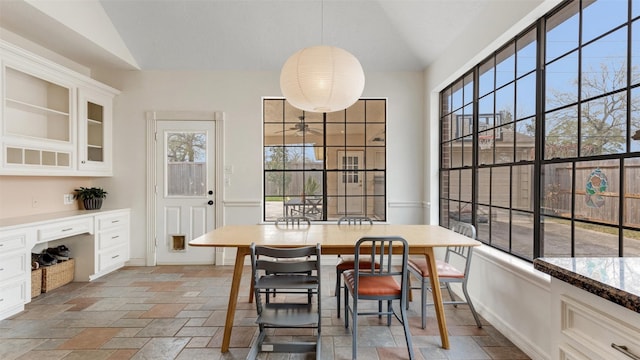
[126,258,146,266]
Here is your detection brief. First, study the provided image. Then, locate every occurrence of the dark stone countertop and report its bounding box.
[533,257,640,313]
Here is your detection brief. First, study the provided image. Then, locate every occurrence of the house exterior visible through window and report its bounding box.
[440,0,640,261]
[263,98,386,222]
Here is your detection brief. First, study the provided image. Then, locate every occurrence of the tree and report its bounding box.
[545,62,640,158]
[167,132,205,162]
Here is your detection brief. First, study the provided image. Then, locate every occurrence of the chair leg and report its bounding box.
[463,281,482,328]
[344,285,349,328]
[400,299,415,360]
[421,279,427,329]
[336,268,342,318]
[445,282,456,304]
[351,297,358,360]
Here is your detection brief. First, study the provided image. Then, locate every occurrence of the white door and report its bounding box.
[156,120,216,264]
[338,150,364,214]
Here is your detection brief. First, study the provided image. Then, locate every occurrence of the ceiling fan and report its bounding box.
[276,116,322,136]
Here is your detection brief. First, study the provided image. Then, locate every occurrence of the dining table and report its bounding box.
[188,223,481,353]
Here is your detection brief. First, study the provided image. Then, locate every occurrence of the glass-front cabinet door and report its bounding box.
[78,88,112,174]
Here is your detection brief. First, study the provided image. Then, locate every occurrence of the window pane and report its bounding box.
[546,1,579,62]
[574,160,619,225]
[512,164,534,211]
[541,163,573,216]
[516,73,536,120]
[632,20,640,85]
[545,106,578,159]
[478,168,490,205]
[166,132,206,196]
[515,117,536,161]
[479,58,495,97]
[581,28,627,99]
[542,216,572,256]
[477,205,490,242]
[582,0,628,44]
[496,83,515,124]
[441,114,452,143]
[460,168,472,203]
[631,87,640,153]
[462,135,473,167]
[365,146,385,170]
[346,100,365,122]
[496,124,514,164]
[545,52,579,110]
[625,157,640,227]
[479,129,495,165]
[624,229,640,256]
[464,72,474,106]
[366,100,386,123]
[452,79,464,110]
[478,93,494,117]
[575,221,619,256]
[450,169,460,201]
[451,140,462,168]
[264,99,284,122]
[491,166,510,208]
[346,124,365,146]
[326,124,345,146]
[517,27,537,78]
[442,87,452,114]
[491,207,510,251]
[496,43,515,88]
[580,95,627,156]
[512,210,534,260]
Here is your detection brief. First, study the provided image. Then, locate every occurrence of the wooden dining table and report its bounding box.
[188,223,481,353]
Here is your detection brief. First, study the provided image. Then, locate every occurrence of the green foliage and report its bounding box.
[74,187,108,200]
[304,177,320,196]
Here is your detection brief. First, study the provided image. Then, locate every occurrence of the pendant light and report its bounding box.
[279,1,365,113]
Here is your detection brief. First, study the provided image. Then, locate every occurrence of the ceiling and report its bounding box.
[0,0,544,72]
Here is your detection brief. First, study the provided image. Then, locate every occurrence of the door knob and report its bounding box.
[208,190,213,195]
[208,200,214,205]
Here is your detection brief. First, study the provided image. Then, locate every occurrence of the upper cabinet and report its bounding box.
[0,40,119,176]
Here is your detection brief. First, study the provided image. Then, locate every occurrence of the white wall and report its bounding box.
[92,69,425,266]
[422,1,563,359]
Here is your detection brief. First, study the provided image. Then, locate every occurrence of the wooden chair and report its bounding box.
[343,236,414,360]
[248,243,321,359]
[334,216,378,318]
[407,222,482,329]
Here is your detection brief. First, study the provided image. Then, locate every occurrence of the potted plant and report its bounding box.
[74,187,108,210]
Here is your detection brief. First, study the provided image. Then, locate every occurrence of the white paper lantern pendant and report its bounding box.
[280,45,365,113]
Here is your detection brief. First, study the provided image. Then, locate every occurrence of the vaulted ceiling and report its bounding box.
[0,0,544,72]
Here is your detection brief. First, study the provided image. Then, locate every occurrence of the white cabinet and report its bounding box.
[94,211,129,278]
[0,209,129,320]
[0,229,29,320]
[78,88,113,174]
[0,40,118,176]
[551,279,640,360]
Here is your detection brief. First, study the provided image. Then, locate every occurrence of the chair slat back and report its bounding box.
[275,216,311,227]
[338,216,373,225]
[354,236,408,283]
[446,222,476,271]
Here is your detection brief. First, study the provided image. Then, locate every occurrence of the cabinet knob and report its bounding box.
[81,160,86,164]
[207,200,214,205]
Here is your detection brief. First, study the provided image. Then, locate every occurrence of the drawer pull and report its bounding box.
[112,236,120,240]
[111,255,120,259]
[61,228,73,232]
[612,343,640,360]
[0,268,3,271]
[111,220,120,223]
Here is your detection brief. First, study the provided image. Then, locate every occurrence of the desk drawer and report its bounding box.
[0,233,27,253]
[37,218,92,243]
[96,213,129,231]
[0,252,27,282]
[97,228,128,250]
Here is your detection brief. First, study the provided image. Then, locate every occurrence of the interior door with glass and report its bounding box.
[156,120,216,264]
[337,150,364,214]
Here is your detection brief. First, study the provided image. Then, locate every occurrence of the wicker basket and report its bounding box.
[42,259,74,293]
[31,268,42,298]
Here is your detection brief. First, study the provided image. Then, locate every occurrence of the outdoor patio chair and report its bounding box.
[248,243,321,360]
[407,222,482,329]
[343,236,414,360]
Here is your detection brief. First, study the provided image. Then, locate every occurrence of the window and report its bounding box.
[264,99,386,221]
[440,0,640,260]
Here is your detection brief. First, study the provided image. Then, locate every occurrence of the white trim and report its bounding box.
[145,111,225,266]
[388,201,423,208]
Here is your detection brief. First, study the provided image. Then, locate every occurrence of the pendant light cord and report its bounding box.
[321,0,324,45]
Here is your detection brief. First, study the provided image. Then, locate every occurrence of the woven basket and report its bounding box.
[42,259,74,293]
[31,268,42,298]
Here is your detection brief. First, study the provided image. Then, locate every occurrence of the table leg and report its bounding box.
[425,248,450,349]
[221,246,250,353]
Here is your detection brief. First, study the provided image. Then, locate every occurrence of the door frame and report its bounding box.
[145,111,225,266]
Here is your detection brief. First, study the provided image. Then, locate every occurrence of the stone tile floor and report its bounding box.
[0,265,531,359]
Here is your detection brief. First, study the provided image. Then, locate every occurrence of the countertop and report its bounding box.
[533,257,640,313]
[0,209,126,229]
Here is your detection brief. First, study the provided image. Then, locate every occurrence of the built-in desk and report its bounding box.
[0,209,130,320]
[534,258,640,359]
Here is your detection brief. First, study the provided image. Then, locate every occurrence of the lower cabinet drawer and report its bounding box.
[0,234,27,252]
[98,244,129,272]
[561,295,640,359]
[0,252,26,282]
[97,228,128,251]
[0,280,26,312]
